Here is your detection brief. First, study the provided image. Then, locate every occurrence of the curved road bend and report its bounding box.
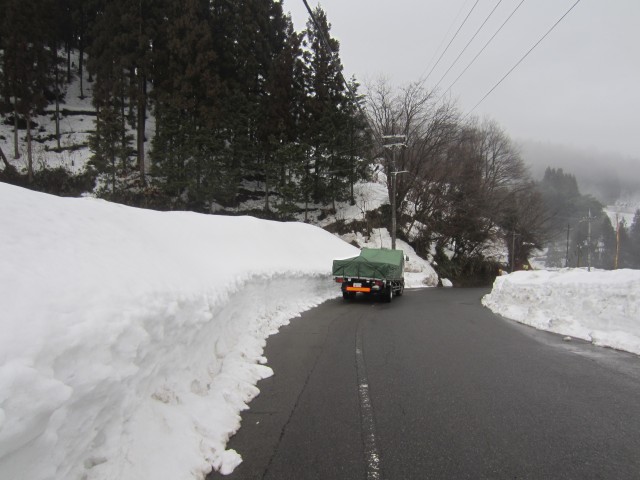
[208,288,640,480]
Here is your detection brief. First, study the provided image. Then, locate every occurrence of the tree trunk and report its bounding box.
[66,42,72,83]
[55,52,61,150]
[264,157,270,212]
[264,175,270,211]
[111,154,116,195]
[0,144,12,170]
[26,111,33,183]
[304,161,310,222]
[121,80,127,174]
[350,156,355,205]
[79,47,85,99]
[313,150,320,203]
[79,10,86,99]
[137,73,146,186]
[13,98,20,159]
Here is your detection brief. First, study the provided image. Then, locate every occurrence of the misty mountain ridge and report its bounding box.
[518,139,640,206]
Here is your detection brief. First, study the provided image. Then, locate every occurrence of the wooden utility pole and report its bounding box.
[382,134,407,250]
[581,209,597,272]
[615,213,620,269]
[510,231,521,272]
[565,223,571,268]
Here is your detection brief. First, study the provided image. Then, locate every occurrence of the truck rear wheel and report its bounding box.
[343,291,356,300]
[383,285,393,303]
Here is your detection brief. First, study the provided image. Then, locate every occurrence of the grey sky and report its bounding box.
[284,0,640,161]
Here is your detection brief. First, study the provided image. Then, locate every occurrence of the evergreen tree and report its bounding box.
[89,102,131,195]
[49,2,76,150]
[333,76,371,206]
[123,0,167,186]
[594,216,616,269]
[87,0,164,191]
[0,0,371,213]
[209,0,294,208]
[258,13,307,211]
[67,0,100,98]
[151,0,225,210]
[0,0,54,179]
[616,220,636,269]
[302,7,349,205]
[628,209,640,268]
[537,166,627,269]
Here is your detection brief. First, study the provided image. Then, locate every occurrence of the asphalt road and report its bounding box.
[207,288,640,480]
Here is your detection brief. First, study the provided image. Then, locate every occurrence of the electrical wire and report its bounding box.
[432,0,505,92]
[437,0,527,104]
[464,0,582,119]
[421,0,473,81]
[421,0,481,84]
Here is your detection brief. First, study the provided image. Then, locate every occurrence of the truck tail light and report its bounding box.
[335,278,344,283]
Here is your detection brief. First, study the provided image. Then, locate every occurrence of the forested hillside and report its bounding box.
[540,168,640,270]
[0,0,369,213]
[3,0,639,280]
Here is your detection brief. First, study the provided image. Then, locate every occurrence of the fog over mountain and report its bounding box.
[518,140,640,205]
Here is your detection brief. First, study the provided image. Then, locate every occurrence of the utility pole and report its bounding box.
[382,134,407,250]
[565,223,571,268]
[390,170,408,249]
[581,209,597,272]
[510,230,521,272]
[615,213,620,269]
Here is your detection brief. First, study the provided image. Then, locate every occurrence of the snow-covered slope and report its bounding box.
[483,269,640,355]
[0,183,358,479]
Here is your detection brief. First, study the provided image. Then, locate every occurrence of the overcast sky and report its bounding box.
[284,0,640,161]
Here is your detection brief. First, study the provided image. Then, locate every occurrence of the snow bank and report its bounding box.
[0,183,358,480]
[482,269,640,355]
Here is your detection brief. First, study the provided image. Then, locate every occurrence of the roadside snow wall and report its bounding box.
[482,269,640,355]
[0,183,358,480]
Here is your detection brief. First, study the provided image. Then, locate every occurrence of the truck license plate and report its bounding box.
[353,282,362,287]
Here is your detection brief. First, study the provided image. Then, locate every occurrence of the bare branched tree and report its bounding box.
[366,78,459,231]
[365,78,548,275]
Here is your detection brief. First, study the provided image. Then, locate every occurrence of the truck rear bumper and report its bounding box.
[346,286,371,293]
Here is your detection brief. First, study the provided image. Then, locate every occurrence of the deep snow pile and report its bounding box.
[0,183,358,480]
[483,269,640,355]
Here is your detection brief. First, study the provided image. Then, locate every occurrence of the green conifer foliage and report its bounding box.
[151,0,226,210]
[0,0,53,180]
[0,0,372,211]
[302,7,352,205]
[628,209,640,268]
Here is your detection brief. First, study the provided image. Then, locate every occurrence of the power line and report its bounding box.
[437,0,527,104]
[432,0,505,92]
[464,0,582,119]
[421,0,481,84]
[421,0,473,81]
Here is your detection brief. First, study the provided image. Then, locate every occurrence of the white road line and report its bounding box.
[356,321,382,480]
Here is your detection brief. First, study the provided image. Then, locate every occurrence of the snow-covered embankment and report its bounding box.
[482,269,640,355]
[0,183,358,479]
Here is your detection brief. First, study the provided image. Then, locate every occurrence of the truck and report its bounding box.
[332,247,405,302]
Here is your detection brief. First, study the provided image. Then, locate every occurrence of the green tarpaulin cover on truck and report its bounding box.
[332,248,404,281]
